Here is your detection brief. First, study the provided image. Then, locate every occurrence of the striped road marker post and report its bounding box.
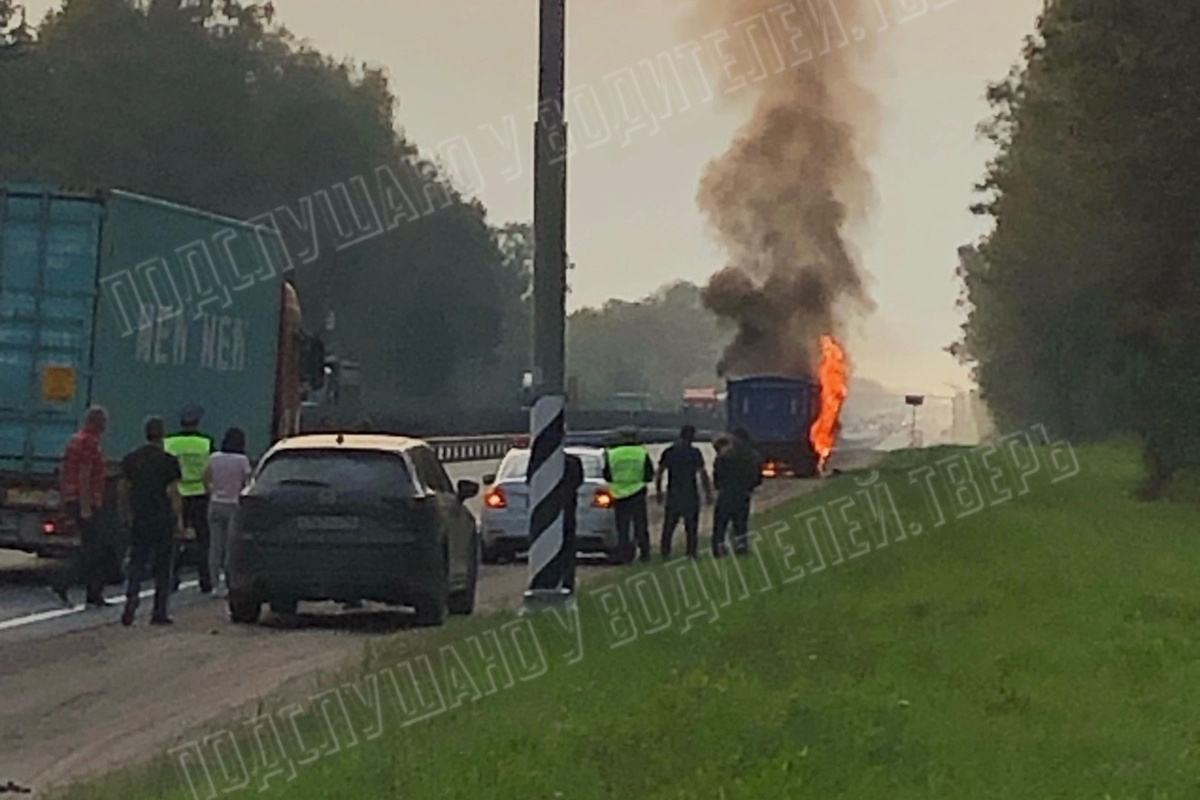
[524,393,573,606]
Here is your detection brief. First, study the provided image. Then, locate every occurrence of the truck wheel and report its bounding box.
[229,594,262,624]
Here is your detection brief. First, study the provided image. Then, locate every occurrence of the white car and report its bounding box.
[479,447,618,564]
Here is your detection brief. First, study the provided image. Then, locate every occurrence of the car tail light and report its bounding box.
[592,488,614,509]
[762,461,778,478]
[484,487,507,509]
[42,520,58,535]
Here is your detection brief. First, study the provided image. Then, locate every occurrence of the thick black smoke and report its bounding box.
[689,1,878,378]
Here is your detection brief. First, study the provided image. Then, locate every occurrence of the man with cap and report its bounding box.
[602,427,655,564]
[165,404,215,593]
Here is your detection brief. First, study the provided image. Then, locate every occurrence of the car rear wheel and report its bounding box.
[448,537,480,616]
[229,593,262,624]
[270,598,299,616]
[482,543,510,565]
[413,587,447,626]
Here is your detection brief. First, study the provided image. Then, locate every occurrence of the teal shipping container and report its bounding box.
[0,183,298,556]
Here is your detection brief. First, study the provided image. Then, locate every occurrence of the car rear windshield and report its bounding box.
[253,449,417,497]
[497,451,604,481]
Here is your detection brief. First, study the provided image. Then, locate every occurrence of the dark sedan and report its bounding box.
[226,434,480,626]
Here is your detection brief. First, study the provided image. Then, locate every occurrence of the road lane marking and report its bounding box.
[0,580,201,632]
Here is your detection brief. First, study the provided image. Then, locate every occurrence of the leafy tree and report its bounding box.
[954,0,1200,495]
[567,281,728,408]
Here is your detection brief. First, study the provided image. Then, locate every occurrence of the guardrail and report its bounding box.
[426,428,720,464]
[426,436,518,464]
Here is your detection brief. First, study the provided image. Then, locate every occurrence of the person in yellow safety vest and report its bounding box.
[164,405,215,594]
[602,427,655,564]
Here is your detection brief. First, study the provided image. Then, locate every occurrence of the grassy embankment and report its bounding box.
[62,439,1200,799]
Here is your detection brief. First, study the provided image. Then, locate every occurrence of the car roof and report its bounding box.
[267,433,427,455]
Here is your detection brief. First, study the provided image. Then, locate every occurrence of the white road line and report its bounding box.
[0,580,201,632]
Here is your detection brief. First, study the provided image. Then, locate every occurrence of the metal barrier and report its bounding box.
[425,428,719,464]
[426,435,521,464]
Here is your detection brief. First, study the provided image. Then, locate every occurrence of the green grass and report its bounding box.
[59,441,1200,799]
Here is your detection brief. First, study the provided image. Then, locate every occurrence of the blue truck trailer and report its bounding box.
[0,184,320,570]
[725,375,820,478]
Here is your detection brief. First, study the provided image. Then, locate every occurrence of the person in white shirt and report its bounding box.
[203,427,252,596]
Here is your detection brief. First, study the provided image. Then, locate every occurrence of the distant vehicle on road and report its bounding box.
[479,446,617,564]
[0,184,325,575]
[725,375,821,478]
[226,434,480,626]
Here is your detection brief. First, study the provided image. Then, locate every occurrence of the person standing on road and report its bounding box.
[203,427,252,598]
[603,427,655,563]
[119,416,184,626]
[165,405,214,593]
[655,425,713,560]
[53,406,112,608]
[712,427,763,558]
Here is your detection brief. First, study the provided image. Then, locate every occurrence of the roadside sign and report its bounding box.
[42,366,77,402]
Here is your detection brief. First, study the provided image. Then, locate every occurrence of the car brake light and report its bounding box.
[485,487,507,509]
[593,489,613,508]
[762,461,778,478]
[42,520,57,535]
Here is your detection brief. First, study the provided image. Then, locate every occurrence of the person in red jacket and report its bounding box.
[53,406,112,607]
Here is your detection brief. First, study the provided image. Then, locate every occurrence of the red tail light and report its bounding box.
[42,520,57,535]
[592,489,614,509]
[484,487,507,509]
[762,461,778,478]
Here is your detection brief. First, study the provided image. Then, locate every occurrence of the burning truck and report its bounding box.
[724,335,847,479]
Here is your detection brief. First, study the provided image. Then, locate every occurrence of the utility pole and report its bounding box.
[525,0,572,607]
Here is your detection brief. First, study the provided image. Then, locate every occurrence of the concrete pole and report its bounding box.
[532,0,567,396]
[525,0,572,606]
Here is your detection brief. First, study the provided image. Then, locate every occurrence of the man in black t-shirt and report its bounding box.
[119,416,183,626]
[655,426,713,559]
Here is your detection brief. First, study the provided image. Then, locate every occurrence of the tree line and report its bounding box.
[1,0,752,421]
[952,0,1200,495]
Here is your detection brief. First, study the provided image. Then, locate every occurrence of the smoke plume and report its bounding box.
[688,0,879,378]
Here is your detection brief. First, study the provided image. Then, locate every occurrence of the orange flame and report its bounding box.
[809,335,848,471]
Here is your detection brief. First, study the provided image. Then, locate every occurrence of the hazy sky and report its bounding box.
[26,0,1044,394]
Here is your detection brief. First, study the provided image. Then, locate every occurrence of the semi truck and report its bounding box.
[725,375,820,478]
[0,184,323,574]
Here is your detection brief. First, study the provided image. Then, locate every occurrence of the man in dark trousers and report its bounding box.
[53,406,112,607]
[120,416,184,626]
[165,405,214,593]
[603,427,655,564]
[655,425,713,560]
[712,427,763,557]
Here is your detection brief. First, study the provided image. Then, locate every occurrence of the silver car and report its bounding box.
[479,447,618,564]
